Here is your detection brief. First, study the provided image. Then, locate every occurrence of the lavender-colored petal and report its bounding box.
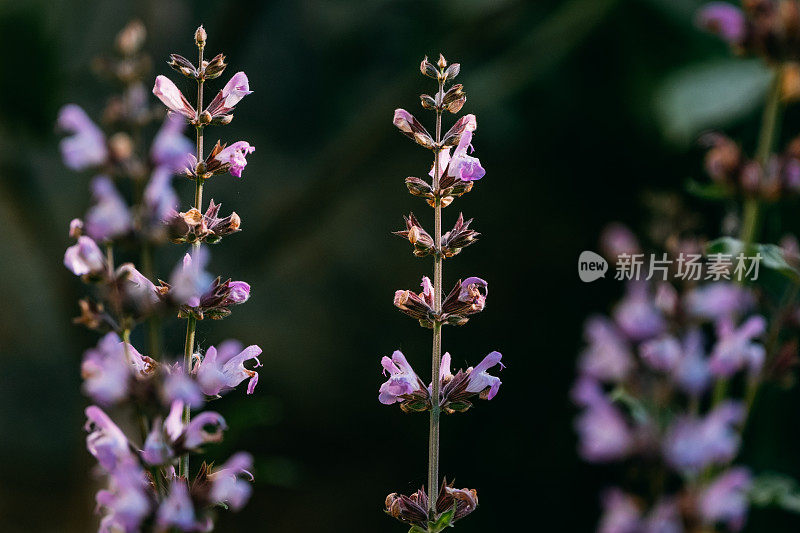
[57,104,108,170]
[465,351,503,399]
[221,72,253,108]
[151,114,194,170]
[64,236,106,276]
[215,141,255,178]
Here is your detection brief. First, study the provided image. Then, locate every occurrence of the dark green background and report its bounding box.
[2,0,800,531]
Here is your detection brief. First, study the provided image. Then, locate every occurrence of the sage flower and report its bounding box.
[85,406,134,472]
[195,341,262,396]
[204,71,252,118]
[378,350,423,405]
[709,316,766,377]
[464,350,503,399]
[700,468,752,532]
[64,236,106,276]
[57,104,108,170]
[663,401,744,473]
[152,75,196,120]
[95,459,151,533]
[208,452,255,511]
[443,130,485,181]
[578,316,633,382]
[215,140,255,178]
[151,114,194,170]
[86,176,132,242]
[164,400,226,451]
[157,480,203,531]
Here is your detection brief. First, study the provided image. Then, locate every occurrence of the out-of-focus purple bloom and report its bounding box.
[163,368,204,408]
[684,283,754,321]
[116,263,161,308]
[141,417,173,466]
[86,176,132,241]
[643,499,683,533]
[215,141,255,178]
[600,223,640,260]
[208,452,255,511]
[64,236,106,276]
[195,341,262,396]
[696,2,747,45]
[164,400,226,450]
[157,480,200,531]
[700,468,752,532]
[143,166,179,223]
[573,379,634,462]
[465,351,503,399]
[598,488,640,533]
[95,459,151,533]
[663,401,744,473]
[152,75,196,120]
[169,248,214,307]
[613,282,666,342]
[579,317,633,382]
[379,350,423,405]
[640,335,682,372]
[57,104,108,170]
[443,129,484,181]
[709,316,766,377]
[85,406,134,472]
[81,333,155,405]
[151,114,193,170]
[227,281,251,303]
[672,328,711,396]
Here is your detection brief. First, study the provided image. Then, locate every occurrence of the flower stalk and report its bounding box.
[383,54,501,531]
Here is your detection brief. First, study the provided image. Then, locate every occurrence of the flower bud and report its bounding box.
[199,110,212,125]
[204,53,228,79]
[420,94,436,110]
[444,63,461,81]
[168,54,198,78]
[195,25,207,47]
[420,56,439,79]
[69,218,84,238]
[437,53,447,69]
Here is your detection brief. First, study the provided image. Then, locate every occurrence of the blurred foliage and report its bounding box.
[2,0,800,531]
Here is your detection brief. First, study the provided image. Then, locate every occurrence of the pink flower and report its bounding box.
[446,130,485,181]
[378,351,423,405]
[204,72,253,118]
[64,236,105,276]
[215,141,255,178]
[164,400,227,450]
[157,480,203,531]
[465,351,503,399]
[208,452,255,511]
[151,114,193,170]
[86,176,132,241]
[195,341,262,396]
[57,104,108,170]
[85,406,134,472]
[152,75,196,120]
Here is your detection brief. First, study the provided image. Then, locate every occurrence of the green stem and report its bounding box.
[178,39,206,481]
[427,80,444,516]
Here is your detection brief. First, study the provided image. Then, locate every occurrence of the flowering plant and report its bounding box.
[61,22,261,531]
[381,54,503,532]
[575,2,800,530]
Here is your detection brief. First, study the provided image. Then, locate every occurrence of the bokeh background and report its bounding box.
[4,0,800,531]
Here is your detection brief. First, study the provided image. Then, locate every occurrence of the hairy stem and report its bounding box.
[179,40,206,480]
[428,80,444,516]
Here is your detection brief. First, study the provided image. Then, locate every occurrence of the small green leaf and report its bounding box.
[408,526,428,533]
[705,237,744,256]
[428,504,457,532]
